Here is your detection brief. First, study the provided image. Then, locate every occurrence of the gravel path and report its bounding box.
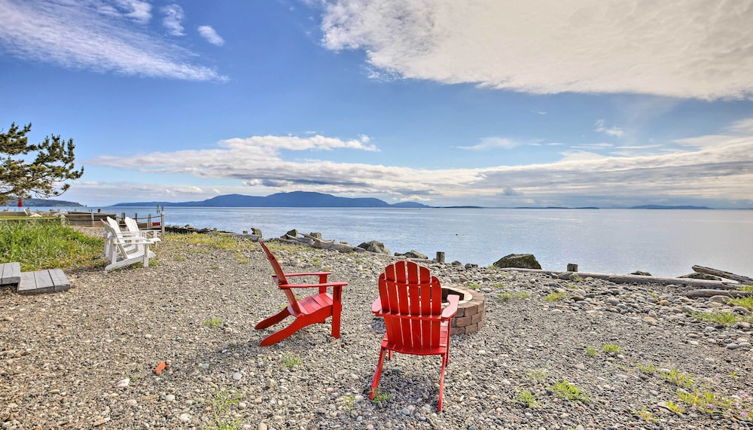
[1,234,752,429]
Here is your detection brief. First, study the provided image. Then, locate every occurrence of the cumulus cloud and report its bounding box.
[0,0,223,80]
[320,0,753,99]
[88,123,753,205]
[161,4,185,36]
[197,25,224,46]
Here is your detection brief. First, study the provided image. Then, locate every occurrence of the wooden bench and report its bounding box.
[0,262,21,286]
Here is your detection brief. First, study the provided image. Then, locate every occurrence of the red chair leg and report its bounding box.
[259,318,306,346]
[331,303,342,338]
[255,307,290,330]
[437,354,447,412]
[369,348,387,399]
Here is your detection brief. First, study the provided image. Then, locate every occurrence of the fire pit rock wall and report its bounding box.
[442,286,485,335]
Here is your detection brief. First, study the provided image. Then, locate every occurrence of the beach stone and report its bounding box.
[630,271,652,276]
[492,254,541,270]
[710,295,727,303]
[357,241,391,255]
[395,250,427,259]
[115,378,130,388]
[179,413,191,423]
[679,272,721,281]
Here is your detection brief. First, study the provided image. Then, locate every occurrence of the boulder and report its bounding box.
[631,271,652,276]
[308,232,322,239]
[492,253,542,270]
[395,250,428,259]
[250,227,263,238]
[357,240,391,255]
[679,272,721,281]
[284,229,299,238]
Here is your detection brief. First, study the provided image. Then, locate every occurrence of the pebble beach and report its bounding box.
[1,233,752,429]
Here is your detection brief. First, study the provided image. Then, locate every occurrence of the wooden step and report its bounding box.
[17,269,71,295]
[0,262,21,286]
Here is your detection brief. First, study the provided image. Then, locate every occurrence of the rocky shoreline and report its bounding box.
[1,231,752,429]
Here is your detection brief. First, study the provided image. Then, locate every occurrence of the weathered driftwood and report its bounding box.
[499,267,740,288]
[692,265,753,284]
[683,289,753,298]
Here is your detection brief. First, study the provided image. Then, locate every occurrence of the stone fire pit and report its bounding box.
[442,285,485,335]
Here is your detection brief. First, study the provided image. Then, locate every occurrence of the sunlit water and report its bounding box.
[30,206,753,277]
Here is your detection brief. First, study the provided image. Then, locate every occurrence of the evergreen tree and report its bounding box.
[0,122,84,203]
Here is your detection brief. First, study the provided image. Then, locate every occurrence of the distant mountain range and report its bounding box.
[111,192,729,209]
[4,197,84,207]
[113,191,431,208]
[629,204,710,210]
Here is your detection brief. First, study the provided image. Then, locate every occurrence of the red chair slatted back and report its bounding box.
[259,240,301,314]
[378,261,443,350]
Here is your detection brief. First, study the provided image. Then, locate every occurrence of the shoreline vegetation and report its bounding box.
[1,221,752,428]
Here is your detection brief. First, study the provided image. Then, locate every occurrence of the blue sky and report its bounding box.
[1,0,752,207]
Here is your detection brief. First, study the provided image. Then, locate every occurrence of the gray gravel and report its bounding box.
[1,234,752,429]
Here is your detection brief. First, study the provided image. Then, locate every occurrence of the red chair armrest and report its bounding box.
[283,272,332,277]
[441,294,460,320]
[371,298,382,314]
[280,281,348,289]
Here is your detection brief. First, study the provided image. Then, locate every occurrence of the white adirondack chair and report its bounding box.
[124,217,160,243]
[102,218,155,271]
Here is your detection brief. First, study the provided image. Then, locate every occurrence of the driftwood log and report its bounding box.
[692,265,753,284]
[500,268,740,288]
[683,289,753,298]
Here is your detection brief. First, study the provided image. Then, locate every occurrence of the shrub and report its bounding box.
[550,380,589,401]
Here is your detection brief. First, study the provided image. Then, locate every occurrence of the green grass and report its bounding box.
[633,406,657,422]
[659,368,694,388]
[167,232,256,252]
[602,344,622,355]
[677,389,733,414]
[204,390,241,430]
[281,353,302,368]
[203,318,223,328]
[584,346,599,357]
[0,220,103,271]
[635,363,657,375]
[371,390,392,404]
[341,395,356,411]
[528,369,548,381]
[692,311,738,326]
[665,401,685,415]
[728,296,753,311]
[498,291,531,301]
[516,390,540,408]
[544,292,566,302]
[492,282,507,288]
[550,380,589,402]
[467,283,481,290]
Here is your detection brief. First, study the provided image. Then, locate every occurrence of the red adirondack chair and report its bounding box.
[255,240,347,346]
[369,261,460,411]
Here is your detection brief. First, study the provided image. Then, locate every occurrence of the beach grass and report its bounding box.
[0,220,103,271]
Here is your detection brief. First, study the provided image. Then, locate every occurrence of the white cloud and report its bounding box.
[161,4,185,36]
[594,119,625,138]
[0,0,223,81]
[457,137,522,151]
[320,0,753,99]
[88,121,753,205]
[197,25,225,46]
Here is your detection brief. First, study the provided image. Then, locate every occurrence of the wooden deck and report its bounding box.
[18,269,71,295]
[1,263,71,295]
[0,262,21,285]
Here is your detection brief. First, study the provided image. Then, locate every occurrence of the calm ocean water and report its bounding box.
[70,206,752,278]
